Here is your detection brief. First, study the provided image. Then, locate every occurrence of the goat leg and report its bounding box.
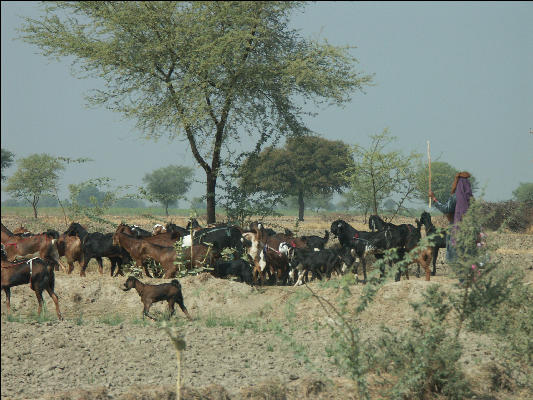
[35,290,44,317]
[4,288,11,313]
[97,257,104,275]
[432,248,439,276]
[47,288,63,320]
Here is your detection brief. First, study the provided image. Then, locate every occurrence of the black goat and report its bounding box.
[80,232,131,277]
[419,212,447,276]
[122,276,191,320]
[165,223,188,236]
[330,219,406,282]
[301,230,330,250]
[213,259,253,285]
[1,246,63,319]
[368,215,418,249]
[64,223,130,277]
[126,224,152,238]
[288,246,354,285]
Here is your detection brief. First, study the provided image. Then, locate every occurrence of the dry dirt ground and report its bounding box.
[1,214,532,399]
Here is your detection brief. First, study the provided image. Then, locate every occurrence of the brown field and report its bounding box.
[1,212,532,399]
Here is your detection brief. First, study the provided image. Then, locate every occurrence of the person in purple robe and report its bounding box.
[429,172,473,262]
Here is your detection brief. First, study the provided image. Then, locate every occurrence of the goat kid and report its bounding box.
[122,276,191,321]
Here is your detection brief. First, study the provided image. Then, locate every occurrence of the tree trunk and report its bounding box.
[165,203,169,217]
[298,190,305,221]
[32,201,38,219]
[206,172,217,224]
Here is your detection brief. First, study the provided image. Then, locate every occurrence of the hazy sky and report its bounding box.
[2,1,532,206]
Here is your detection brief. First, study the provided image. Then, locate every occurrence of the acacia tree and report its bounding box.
[344,129,421,218]
[142,165,194,216]
[5,153,65,218]
[240,136,353,221]
[20,2,372,223]
[1,148,15,181]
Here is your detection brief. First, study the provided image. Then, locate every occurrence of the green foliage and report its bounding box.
[20,1,372,222]
[172,234,214,278]
[1,148,15,181]
[512,182,533,203]
[474,200,533,232]
[141,165,194,216]
[344,129,421,217]
[240,136,353,220]
[5,153,65,218]
[282,193,335,212]
[415,160,478,204]
[373,286,471,399]
[74,184,108,207]
[219,171,282,227]
[68,178,128,228]
[113,197,146,208]
[189,196,206,211]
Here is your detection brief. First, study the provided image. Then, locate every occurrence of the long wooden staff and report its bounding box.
[427,141,432,208]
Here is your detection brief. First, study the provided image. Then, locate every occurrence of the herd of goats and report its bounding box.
[1,212,446,320]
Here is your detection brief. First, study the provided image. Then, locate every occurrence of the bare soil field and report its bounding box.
[1,212,532,399]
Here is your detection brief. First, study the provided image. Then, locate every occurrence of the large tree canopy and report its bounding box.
[20,1,373,223]
[240,136,353,220]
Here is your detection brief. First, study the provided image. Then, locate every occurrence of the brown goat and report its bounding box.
[397,219,434,281]
[1,247,62,319]
[139,242,217,278]
[2,233,67,272]
[116,224,180,246]
[251,224,306,285]
[112,231,155,277]
[1,223,14,243]
[56,234,83,274]
[122,276,191,320]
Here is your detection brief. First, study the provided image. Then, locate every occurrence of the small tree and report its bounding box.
[1,148,15,181]
[5,153,65,218]
[240,136,353,221]
[512,182,533,203]
[344,129,421,218]
[142,166,194,216]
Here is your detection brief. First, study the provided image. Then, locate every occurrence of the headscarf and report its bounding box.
[454,173,473,223]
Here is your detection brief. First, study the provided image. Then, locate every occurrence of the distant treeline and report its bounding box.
[1,195,145,208]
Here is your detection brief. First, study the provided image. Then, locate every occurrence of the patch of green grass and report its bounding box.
[74,313,84,326]
[99,313,125,326]
[204,313,237,328]
[28,306,53,323]
[317,273,357,289]
[131,317,151,326]
[267,344,274,352]
[6,313,24,323]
